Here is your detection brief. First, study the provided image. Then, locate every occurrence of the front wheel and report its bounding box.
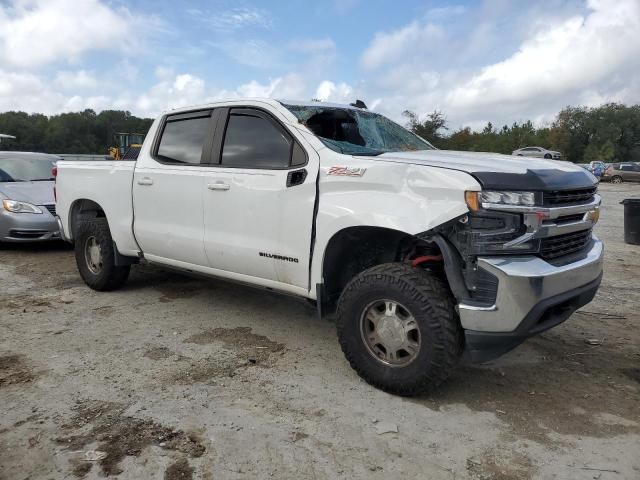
[336,263,462,396]
[74,218,130,291]
[612,175,623,184]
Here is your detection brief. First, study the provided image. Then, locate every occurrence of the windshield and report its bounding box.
[282,104,435,156]
[0,157,56,182]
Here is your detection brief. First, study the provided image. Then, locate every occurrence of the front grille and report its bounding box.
[43,204,56,216]
[554,213,585,224]
[9,229,49,239]
[543,187,597,206]
[540,229,592,260]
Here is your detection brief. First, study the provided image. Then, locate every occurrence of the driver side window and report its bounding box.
[220,109,306,169]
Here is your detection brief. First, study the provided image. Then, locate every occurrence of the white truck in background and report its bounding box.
[55,99,603,395]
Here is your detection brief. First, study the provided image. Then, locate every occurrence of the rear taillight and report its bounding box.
[52,166,57,178]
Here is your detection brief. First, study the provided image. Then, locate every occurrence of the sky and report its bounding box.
[0,0,639,129]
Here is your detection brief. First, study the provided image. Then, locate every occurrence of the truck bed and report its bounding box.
[55,160,139,256]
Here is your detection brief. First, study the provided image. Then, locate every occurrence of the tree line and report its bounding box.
[404,103,640,164]
[1,103,639,164]
[0,109,153,155]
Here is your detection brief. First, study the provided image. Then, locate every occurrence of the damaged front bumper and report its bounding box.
[459,236,604,363]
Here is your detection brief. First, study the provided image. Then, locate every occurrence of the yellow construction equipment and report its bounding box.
[109,132,145,160]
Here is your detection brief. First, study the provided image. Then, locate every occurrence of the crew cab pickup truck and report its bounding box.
[55,99,603,395]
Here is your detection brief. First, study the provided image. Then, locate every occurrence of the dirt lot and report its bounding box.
[1,183,639,480]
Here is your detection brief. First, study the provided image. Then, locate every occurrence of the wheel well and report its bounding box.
[69,199,106,238]
[321,226,441,314]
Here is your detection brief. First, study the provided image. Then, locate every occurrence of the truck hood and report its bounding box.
[369,150,597,190]
[0,181,55,205]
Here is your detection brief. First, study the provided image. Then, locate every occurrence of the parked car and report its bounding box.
[512,146,562,160]
[602,163,640,183]
[0,152,60,243]
[55,99,603,395]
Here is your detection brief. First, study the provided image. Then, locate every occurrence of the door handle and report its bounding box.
[137,177,153,186]
[207,182,230,191]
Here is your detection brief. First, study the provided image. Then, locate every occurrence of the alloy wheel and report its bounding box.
[360,300,421,367]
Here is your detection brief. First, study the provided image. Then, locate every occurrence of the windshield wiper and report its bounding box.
[30,178,55,181]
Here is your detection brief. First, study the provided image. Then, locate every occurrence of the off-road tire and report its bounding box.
[74,218,130,291]
[336,263,462,396]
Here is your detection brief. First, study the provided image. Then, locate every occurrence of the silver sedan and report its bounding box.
[512,146,562,160]
[0,152,61,243]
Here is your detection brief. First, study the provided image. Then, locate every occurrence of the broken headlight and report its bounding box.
[455,210,540,256]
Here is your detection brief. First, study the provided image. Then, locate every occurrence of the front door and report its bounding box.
[203,107,318,290]
[133,109,215,266]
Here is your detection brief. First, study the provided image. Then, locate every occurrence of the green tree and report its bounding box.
[402,102,640,163]
[0,110,153,154]
[402,110,448,147]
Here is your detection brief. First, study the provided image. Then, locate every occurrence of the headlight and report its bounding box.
[466,191,536,210]
[2,199,43,214]
[479,191,535,206]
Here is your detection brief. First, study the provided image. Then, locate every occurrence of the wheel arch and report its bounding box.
[68,198,107,239]
[319,225,442,315]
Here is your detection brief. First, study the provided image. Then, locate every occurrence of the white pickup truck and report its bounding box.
[55,99,603,395]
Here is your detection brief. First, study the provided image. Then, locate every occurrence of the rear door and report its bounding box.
[619,164,635,181]
[133,109,215,266]
[202,107,318,290]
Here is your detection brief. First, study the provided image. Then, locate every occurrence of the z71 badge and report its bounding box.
[327,166,367,177]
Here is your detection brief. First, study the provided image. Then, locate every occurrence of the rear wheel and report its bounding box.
[612,175,623,184]
[74,218,130,291]
[336,263,462,396]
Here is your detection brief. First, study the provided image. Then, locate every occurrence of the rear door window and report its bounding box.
[156,111,212,164]
[221,111,292,169]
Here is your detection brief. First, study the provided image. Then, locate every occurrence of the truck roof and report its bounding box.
[162,98,364,116]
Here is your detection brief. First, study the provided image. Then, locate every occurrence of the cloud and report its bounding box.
[425,5,467,19]
[446,0,640,113]
[1,0,638,133]
[55,70,98,90]
[0,0,132,68]
[190,7,272,32]
[236,74,306,99]
[315,81,353,103]
[361,21,445,69]
[358,0,640,127]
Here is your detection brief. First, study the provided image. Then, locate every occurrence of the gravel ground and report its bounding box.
[1,183,639,480]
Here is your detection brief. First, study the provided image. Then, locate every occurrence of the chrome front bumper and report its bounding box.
[459,236,604,332]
